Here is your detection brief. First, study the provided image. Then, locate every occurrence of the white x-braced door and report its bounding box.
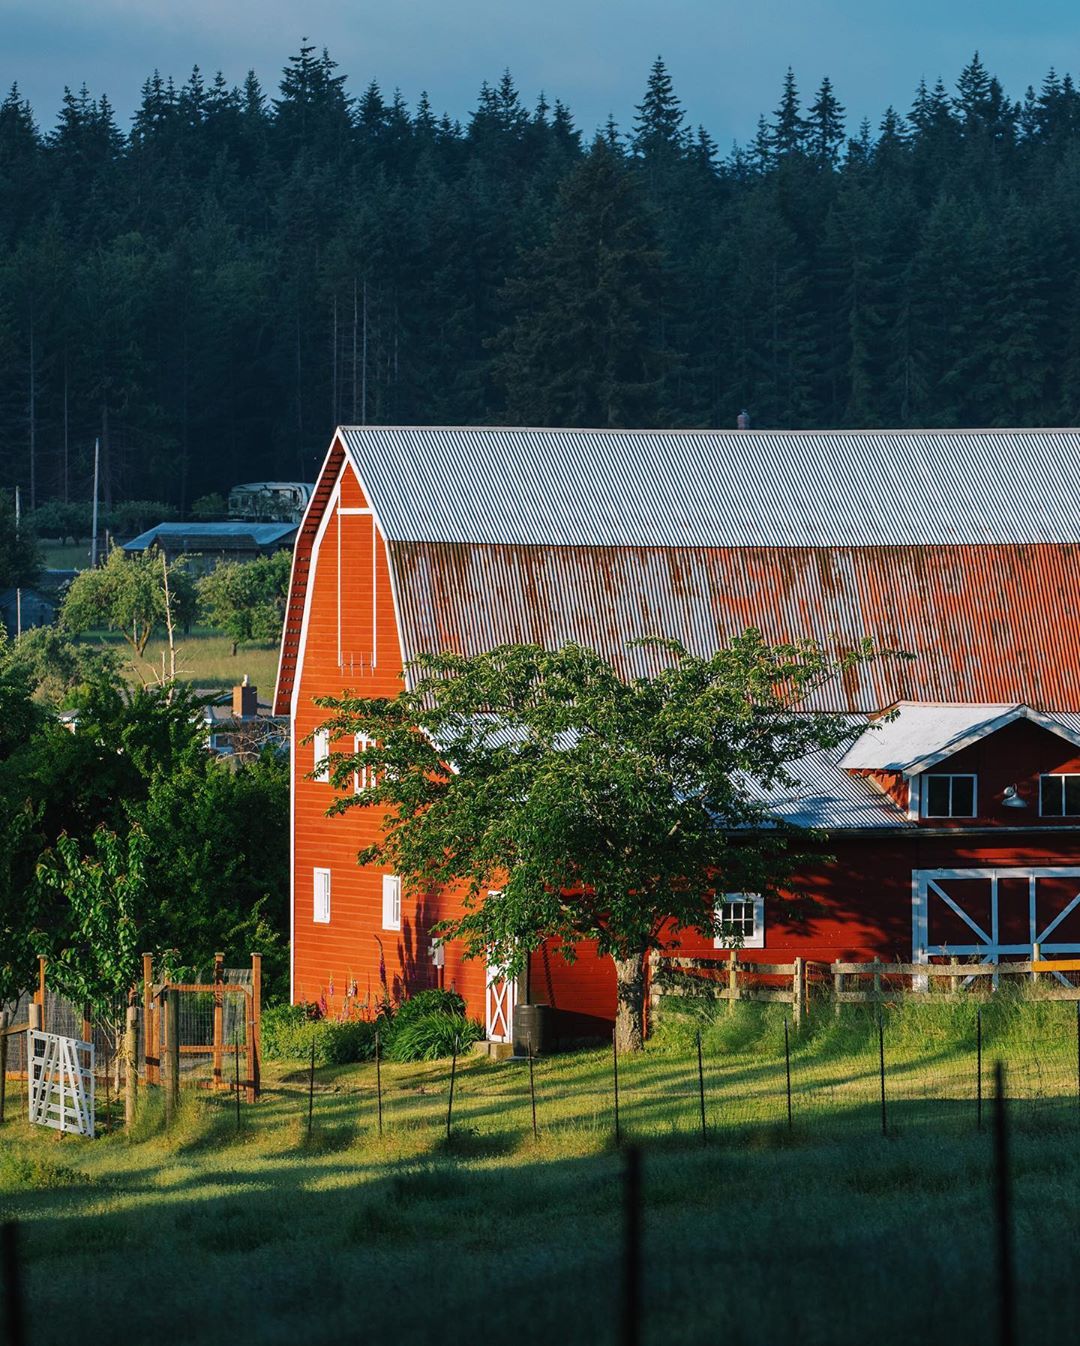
[913,867,1080,983]
[485,956,517,1043]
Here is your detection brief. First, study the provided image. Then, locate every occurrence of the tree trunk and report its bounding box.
[613,953,646,1052]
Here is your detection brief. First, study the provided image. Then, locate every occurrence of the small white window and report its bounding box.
[923,773,976,818]
[1040,774,1080,817]
[354,734,374,793]
[714,894,764,949]
[313,728,330,784]
[313,867,331,923]
[382,874,402,931]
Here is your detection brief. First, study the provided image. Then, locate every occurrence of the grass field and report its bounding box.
[77,627,282,693]
[3,1000,1080,1345]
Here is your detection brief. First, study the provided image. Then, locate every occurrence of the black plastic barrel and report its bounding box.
[513,1003,553,1056]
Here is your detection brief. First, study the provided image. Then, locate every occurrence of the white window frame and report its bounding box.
[922,773,977,819]
[1039,773,1080,818]
[353,734,374,794]
[313,728,330,784]
[714,894,765,949]
[382,874,402,932]
[313,867,331,924]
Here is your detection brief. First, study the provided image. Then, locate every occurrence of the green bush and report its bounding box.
[386,1011,484,1063]
[392,987,467,1026]
[261,1003,378,1065]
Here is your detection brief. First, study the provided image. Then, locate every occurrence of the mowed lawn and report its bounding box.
[4,1004,1080,1346]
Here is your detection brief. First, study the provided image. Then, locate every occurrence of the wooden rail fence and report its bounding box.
[649,944,1080,1027]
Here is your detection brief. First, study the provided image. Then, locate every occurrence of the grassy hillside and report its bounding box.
[3,1000,1078,1345]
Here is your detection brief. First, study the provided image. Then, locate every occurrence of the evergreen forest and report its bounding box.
[0,46,1078,510]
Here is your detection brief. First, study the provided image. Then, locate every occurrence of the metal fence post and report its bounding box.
[784,1018,793,1129]
[621,1146,642,1346]
[994,1061,1015,1346]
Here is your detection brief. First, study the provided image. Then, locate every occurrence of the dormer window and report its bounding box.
[1039,774,1080,817]
[923,773,977,818]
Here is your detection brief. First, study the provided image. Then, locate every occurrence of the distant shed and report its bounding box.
[122,522,297,572]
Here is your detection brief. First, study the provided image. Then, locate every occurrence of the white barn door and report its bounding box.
[485,956,517,1043]
[913,867,1080,975]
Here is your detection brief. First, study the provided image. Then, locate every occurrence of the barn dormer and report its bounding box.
[839,704,1080,827]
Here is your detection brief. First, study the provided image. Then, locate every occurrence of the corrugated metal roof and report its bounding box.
[341,426,1080,547]
[840,704,1080,771]
[744,739,914,830]
[124,522,297,550]
[388,541,1080,711]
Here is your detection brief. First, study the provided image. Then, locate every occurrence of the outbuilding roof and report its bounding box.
[124,522,297,551]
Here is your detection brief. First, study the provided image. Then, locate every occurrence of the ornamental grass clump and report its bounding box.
[385,1010,484,1063]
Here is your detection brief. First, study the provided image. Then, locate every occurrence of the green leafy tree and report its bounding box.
[317,635,881,1050]
[0,489,41,588]
[36,824,148,1037]
[0,623,119,705]
[60,543,196,657]
[197,549,292,654]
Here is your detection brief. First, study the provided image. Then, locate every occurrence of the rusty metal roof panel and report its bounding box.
[388,542,1080,711]
[341,426,1080,547]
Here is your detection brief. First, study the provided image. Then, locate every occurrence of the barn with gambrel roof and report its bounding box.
[275,426,1080,1040]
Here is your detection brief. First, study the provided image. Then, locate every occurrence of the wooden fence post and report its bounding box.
[36,956,46,1031]
[1032,942,1042,986]
[124,1005,138,1128]
[872,957,882,1003]
[833,959,843,1018]
[245,989,256,1104]
[950,955,959,994]
[793,957,805,1028]
[164,990,179,1125]
[142,953,155,1085]
[0,1010,8,1123]
[212,953,224,1089]
[81,1005,92,1048]
[728,949,739,1016]
[251,953,262,1099]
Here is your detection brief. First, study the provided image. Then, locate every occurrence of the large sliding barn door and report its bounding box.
[913,868,1080,973]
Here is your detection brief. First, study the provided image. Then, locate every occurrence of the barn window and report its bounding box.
[313,728,330,783]
[382,874,402,931]
[353,734,375,793]
[714,894,764,949]
[313,868,331,923]
[923,774,977,818]
[1039,774,1080,817]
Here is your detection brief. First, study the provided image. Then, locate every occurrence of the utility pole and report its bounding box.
[90,437,100,569]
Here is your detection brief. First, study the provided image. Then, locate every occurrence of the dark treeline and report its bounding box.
[2,46,1079,509]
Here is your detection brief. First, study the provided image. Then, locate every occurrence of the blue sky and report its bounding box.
[1,0,1077,147]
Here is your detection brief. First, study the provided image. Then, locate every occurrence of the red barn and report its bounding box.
[275,427,1080,1040]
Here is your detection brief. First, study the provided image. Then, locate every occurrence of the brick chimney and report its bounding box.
[233,675,258,719]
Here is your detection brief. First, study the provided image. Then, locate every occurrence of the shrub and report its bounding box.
[261,1003,378,1065]
[387,1011,484,1063]
[392,987,467,1025]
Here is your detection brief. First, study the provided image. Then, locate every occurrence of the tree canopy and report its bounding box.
[317,635,884,1049]
[1,50,1080,510]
